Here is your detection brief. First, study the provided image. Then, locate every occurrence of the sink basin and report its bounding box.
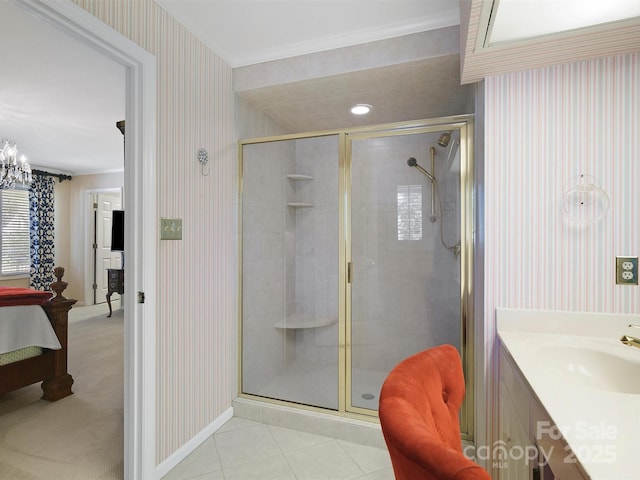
[539,345,640,394]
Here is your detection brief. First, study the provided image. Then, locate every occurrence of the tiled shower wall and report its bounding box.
[292,137,340,327]
[241,135,339,403]
[483,52,639,449]
[73,0,235,464]
[291,137,340,377]
[241,140,294,394]
[242,130,462,404]
[350,133,461,372]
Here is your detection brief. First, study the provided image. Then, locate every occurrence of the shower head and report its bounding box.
[437,132,451,148]
[407,157,435,183]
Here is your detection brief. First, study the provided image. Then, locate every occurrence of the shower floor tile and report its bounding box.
[163,417,394,480]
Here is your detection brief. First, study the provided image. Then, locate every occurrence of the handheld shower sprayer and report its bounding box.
[406,148,461,259]
[406,157,435,183]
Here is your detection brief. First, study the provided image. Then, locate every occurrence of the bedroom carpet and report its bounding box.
[0,301,123,480]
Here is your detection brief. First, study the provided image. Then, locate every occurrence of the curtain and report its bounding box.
[29,175,55,290]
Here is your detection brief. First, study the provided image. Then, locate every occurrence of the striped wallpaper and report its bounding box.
[64,0,640,470]
[73,0,235,464]
[483,52,639,460]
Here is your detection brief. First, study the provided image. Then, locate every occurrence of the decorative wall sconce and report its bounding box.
[198,148,209,176]
[562,174,609,224]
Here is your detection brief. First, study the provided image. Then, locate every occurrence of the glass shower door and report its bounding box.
[348,129,463,412]
[241,134,340,410]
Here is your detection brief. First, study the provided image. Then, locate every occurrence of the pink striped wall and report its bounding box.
[73,0,235,464]
[483,52,639,457]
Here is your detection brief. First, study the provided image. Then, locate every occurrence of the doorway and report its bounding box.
[13,0,158,478]
[91,190,123,305]
[239,116,474,438]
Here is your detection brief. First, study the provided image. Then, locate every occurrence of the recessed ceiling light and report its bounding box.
[350,104,372,115]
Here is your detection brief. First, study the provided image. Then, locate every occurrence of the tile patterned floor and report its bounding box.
[162,417,395,480]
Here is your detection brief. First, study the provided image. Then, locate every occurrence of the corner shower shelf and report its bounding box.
[275,313,337,329]
[287,174,314,207]
[286,174,314,181]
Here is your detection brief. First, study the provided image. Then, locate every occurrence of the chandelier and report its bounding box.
[0,139,32,189]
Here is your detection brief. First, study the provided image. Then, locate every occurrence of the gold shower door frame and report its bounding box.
[238,116,475,441]
[343,117,474,440]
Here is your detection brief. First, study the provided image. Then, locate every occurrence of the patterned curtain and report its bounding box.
[29,175,55,290]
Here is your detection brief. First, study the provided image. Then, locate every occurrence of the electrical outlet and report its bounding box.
[616,256,638,285]
[160,218,183,240]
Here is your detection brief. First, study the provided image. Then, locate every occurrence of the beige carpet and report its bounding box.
[0,302,124,480]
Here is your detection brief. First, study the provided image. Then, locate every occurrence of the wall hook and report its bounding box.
[198,148,209,176]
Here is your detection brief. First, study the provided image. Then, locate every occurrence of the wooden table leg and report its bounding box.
[106,292,113,317]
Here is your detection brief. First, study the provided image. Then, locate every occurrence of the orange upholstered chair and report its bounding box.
[379,345,491,480]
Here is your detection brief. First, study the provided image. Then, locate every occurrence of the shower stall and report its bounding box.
[239,116,474,436]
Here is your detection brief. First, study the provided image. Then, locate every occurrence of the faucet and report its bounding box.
[620,324,640,350]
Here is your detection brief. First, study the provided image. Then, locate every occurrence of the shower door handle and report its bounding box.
[348,262,353,284]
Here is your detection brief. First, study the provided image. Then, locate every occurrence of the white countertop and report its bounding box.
[497,309,640,480]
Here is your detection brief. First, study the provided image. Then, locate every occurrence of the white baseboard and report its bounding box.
[155,407,233,479]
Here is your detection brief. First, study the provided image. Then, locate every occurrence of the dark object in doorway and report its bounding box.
[111,210,125,252]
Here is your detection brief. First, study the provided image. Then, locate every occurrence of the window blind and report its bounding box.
[1,189,30,275]
[397,184,423,241]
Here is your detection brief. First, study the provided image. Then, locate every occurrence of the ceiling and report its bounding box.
[157,0,469,134]
[0,0,125,176]
[5,0,637,174]
[2,0,462,175]
[234,54,470,132]
[156,0,459,67]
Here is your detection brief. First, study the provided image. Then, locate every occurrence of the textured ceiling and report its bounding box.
[237,55,472,133]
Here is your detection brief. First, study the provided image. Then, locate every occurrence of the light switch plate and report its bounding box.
[616,256,638,285]
[160,218,182,240]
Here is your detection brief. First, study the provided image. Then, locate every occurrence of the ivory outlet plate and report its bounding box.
[616,256,638,285]
[160,218,182,240]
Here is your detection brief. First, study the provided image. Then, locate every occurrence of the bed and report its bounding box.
[0,266,76,401]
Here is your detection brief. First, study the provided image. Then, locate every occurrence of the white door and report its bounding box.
[95,191,122,304]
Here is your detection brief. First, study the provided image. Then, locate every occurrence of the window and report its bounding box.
[397,184,422,241]
[1,188,30,275]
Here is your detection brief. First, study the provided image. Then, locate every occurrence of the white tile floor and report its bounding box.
[162,417,395,480]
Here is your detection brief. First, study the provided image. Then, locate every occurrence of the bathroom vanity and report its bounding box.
[496,309,640,480]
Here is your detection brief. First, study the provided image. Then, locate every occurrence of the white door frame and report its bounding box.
[15,0,158,478]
